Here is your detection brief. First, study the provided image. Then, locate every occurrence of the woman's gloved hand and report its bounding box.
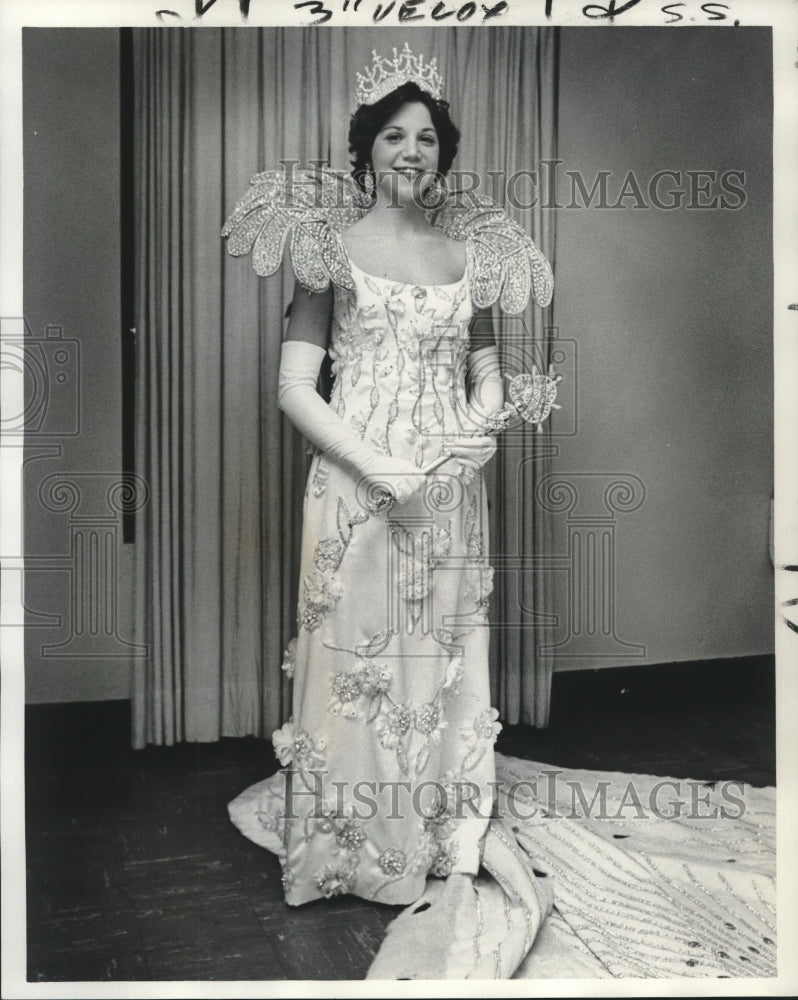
[354,450,428,508]
[442,434,497,477]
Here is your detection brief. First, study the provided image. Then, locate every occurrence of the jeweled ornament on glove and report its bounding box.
[503,364,563,433]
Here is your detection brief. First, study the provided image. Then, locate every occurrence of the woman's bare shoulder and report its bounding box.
[434,228,466,255]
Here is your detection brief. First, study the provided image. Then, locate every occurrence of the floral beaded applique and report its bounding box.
[460,707,503,772]
[299,567,343,633]
[310,461,329,497]
[280,637,297,678]
[411,781,463,878]
[378,847,407,876]
[308,799,372,898]
[299,498,368,633]
[328,659,393,720]
[326,640,465,779]
[271,721,328,791]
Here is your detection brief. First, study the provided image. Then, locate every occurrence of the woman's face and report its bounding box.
[369,101,440,206]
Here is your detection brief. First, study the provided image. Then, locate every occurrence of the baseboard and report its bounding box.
[548,653,775,720]
[24,655,776,761]
[25,699,132,765]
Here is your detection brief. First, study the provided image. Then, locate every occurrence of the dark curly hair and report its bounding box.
[348,81,460,194]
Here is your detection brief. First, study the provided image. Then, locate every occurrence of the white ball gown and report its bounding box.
[222,168,552,906]
[221,170,776,980]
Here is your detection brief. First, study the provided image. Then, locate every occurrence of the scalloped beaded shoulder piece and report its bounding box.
[222,167,554,312]
[221,167,363,293]
[431,193,554,314]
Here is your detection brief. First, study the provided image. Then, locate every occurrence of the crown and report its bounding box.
[355,43,444,107]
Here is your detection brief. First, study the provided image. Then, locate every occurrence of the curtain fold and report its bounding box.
[132,26,558,747]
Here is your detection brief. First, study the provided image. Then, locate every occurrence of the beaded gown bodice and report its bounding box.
[328,259,473,471]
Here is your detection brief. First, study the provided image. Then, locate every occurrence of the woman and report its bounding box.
[224,48,553,915]
[222,53,777,982]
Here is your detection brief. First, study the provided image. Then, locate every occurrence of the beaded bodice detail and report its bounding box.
[222,167,553,314]
[329,260,473,470]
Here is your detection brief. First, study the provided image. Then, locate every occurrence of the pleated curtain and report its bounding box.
[131,26,558,748]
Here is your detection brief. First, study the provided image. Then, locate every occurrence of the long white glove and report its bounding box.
[278,340,426,505]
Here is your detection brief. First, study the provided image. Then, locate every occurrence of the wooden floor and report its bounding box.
[25,655,775,982]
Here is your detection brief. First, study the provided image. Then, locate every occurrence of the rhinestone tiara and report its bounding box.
[355,43,444,107]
